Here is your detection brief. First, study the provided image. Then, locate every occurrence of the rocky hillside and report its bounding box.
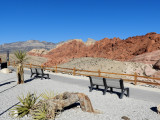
[0,53,48,65]
[28,49,49,56]
[0,40,57,53]
[59,57,148,75]
[129,50,160,64]
[59,57,156,79]
[31,32,160,66]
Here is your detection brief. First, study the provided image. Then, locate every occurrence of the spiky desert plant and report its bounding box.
[14,50,27,84]
[41,90,57,100]
[31,104,48,120]
[14,50,27,64]
[10,92,40,118]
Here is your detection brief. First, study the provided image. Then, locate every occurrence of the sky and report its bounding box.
[0,0,160,45]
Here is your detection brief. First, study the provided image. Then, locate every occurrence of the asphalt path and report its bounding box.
[11,67,160,104]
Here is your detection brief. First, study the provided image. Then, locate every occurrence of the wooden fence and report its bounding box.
[8,61,160,86]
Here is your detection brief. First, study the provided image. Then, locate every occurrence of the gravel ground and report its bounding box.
[0,71,160,120]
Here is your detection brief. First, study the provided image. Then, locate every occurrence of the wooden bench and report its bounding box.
[30,68,37,78]
[104,78,129,99]
[89,76,129,99]
[30,68,50,80]
[88,76,107,95]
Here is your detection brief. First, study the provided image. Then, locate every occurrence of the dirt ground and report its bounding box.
[0,53,48,65]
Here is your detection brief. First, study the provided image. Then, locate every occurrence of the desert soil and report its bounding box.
[0,53,48,65]
[59,57,150,78]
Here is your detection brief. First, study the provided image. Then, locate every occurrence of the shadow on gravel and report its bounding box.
[150,107,158,113]
[63,102,80,111]
[88,87,125,98]
[0,81,15,87]
[0,102,20,116]
[0,77,17,84]
[24,78,35,83]
[0,85,17,94]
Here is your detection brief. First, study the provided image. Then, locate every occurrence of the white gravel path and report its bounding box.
[0,72,160,120]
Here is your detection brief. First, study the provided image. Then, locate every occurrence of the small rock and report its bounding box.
[121,116,130,120]
[0,68,12,73]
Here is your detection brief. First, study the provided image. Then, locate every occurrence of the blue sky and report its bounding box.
[0,0,160,44]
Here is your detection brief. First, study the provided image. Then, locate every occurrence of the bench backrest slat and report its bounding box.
[104,78,124,89]
[89,76,104,86]
[31,68,36,73]
[36,68,43,74]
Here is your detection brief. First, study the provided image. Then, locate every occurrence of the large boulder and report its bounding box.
[144,65,157,76]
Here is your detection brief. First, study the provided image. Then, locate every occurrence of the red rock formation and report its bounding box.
[28,32,160,66]
[129,50,160,64]
[28,49,49,57]
[43,40,88,66]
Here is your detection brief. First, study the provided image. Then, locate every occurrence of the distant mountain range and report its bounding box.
[0,38,96,53]
[0,40,57,53]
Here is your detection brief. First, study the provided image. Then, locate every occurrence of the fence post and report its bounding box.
[98,69,101,77]
[73,67,76,76]
[134,72,137,85]
[8,61,10,66]
[55,65,57,73]
[41,64,43,69]
[30,63,32,68]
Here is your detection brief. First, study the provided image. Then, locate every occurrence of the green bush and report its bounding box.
[41,90,57,100]
[10,92,40,118]
[32,104,47,120]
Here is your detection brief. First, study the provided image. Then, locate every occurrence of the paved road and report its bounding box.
[11,67,160,104]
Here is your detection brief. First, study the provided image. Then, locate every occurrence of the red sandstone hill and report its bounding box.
[28,32,160,66]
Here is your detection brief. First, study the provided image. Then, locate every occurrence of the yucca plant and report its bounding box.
[41,90,57,100]
[10,92,40,118]
[14,50,27,63]
[31,104,48,120]
[14,50,27,84]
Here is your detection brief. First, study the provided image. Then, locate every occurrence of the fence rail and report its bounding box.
[8,61,160,86]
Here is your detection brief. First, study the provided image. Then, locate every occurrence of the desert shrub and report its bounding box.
[10,92,40,118]
[31,104,47,120]
[41,90,57,100]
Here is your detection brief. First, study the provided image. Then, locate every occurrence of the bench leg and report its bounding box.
[103,86,107,95]
[96,85,99,89]
[120,89,124,99]
[30,74,33,78]
[41,75,43,80]
[126,88,129,97]
[30,73,35,78]
[110,87,113,94]
[89,85,93,92]
[47,75,50,79]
